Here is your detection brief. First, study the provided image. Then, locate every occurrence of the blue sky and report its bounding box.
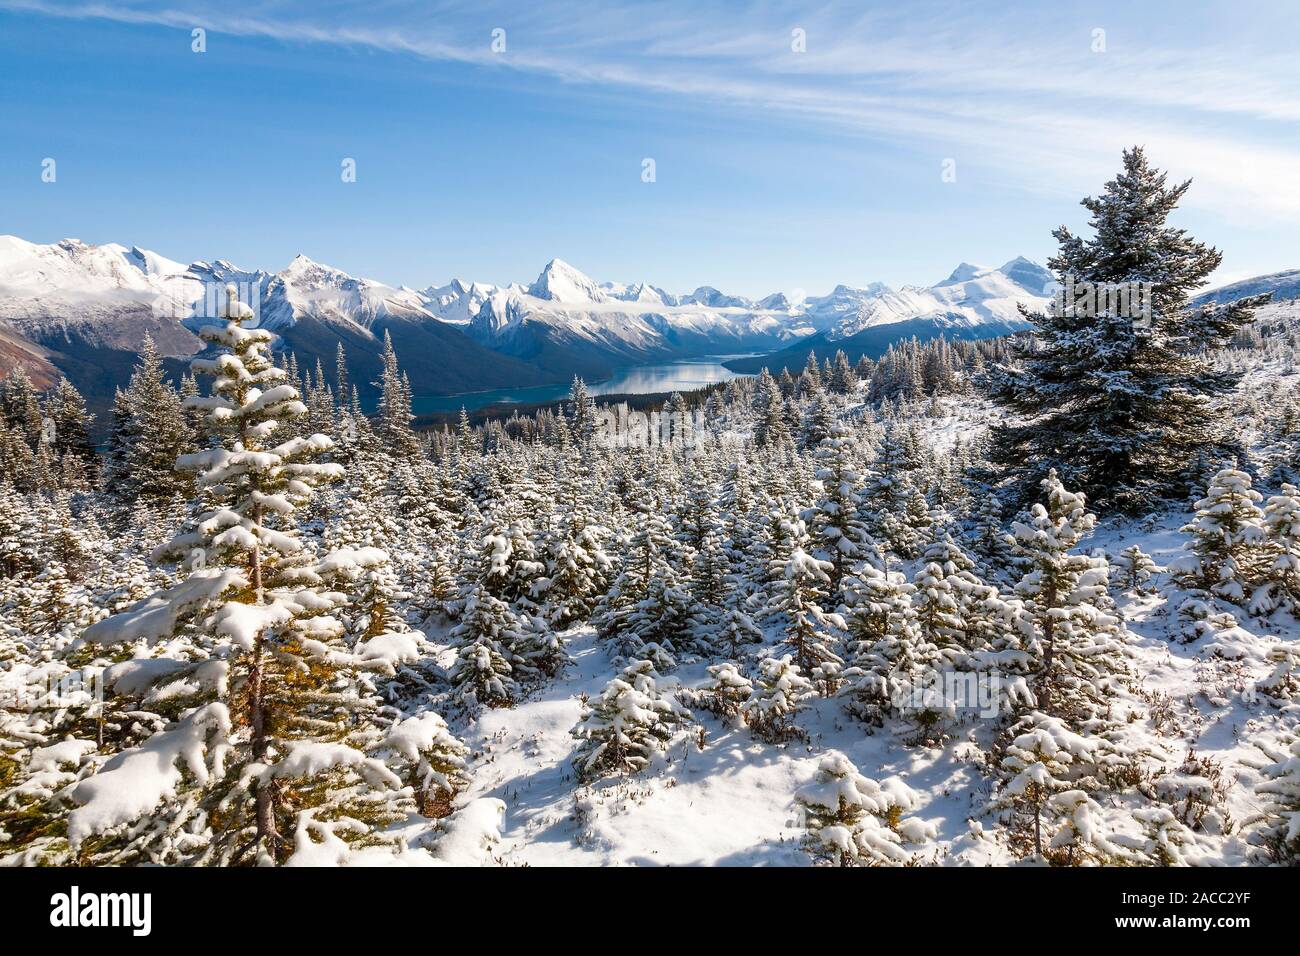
[1,0,1296,298]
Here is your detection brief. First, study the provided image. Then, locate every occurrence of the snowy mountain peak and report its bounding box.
[941,262,990,285]
[0,235,197,304]
[756,292,793,311]
[0,234,1052,389]
[282,253,344,281]
[527,259,607,303]
[420,277,500,326]
[681,286,752,309]
[118,245,188,277]
[618,281,667,305]
[997,256,1055,294]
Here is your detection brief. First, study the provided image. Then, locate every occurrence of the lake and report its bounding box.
[411,355,751,414]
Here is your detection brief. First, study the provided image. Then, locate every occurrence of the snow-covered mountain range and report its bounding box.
[17,235,1292,425]
[0,235,1059,416]
[1,231,1295,430]
[0,236,1053,346]
[452,255,1054,357]
[1193,268,1300,308]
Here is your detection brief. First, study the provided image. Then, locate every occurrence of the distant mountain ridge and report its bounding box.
[9,233,1281,426]
[1193,269,1300,307]
[0,236,1055,412]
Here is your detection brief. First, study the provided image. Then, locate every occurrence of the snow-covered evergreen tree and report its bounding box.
[1252,735,1300,864]
[1113,544,1160,594]
[376,712,469,819]
[687,661,752,721]
[71,287,423,865]
[1173,465,1267,603]
[571,659,691,780]
[1010,472,1131,724]
[752,369,792,449]
[536,496,611,628]
[742,655,813,742]
[802,424,881,602]
[595,499,693,661]
[767,517,845,678]
[1257,483,1300,613]
[449,583,530,708]
[103,335,194,517]
[991,147,1263,512]
[993,712,1124,864]
[794,751,931,866]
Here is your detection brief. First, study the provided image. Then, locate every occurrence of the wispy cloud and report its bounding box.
[6,0,1299,220]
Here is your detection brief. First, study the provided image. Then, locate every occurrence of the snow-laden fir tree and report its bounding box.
[0,653,171,865]
[454,508,562,675]
[991,147,1263,512]
[686,524,733,651]
[615,571,696,665]
[829,350,856,396]
[72,288,428,865]
[868,467,931,560]
[675,473,716,555]
[42,376,97,485]
[411,544,459,623]
[690,523,729,606]
[1010,471,1131,724]
[476,510,546,610]
[687,661,752,722]
[742,654,813,742]
[969,492,1014,572]
[17,561,97,640]
[103,335,195,518]
[911,533,986,649]
[449,583,531,708]
[374,330,422,459]
[767,516,845,680]
[594,498,693,662]
[717,577,764,657]
[535,475,611,628]
[375,712,469,818]
[1251,734,1300,864]
[719,460,760,572]
[1112,544,1160,593]
[1114,806,1200,866]
[571,658,691,781]
[801,423,881,603]
[794,751,932,866]
[1256,483,1300,613]
[839,565,919,716]
[752,369,792,449]
[992,711,1126,864]
[567,376,598,452]
[1172,465,1267,604]
[800,391,836,450]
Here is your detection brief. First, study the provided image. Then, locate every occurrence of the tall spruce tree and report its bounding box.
[103,335,194,515]
[991,147,1263,512]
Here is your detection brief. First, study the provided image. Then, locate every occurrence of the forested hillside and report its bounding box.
[1,151,1297,867]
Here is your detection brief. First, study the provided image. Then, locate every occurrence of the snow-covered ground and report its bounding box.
[427,529,1293,868]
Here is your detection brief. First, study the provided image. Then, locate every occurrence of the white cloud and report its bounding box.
[5,0,1299,221]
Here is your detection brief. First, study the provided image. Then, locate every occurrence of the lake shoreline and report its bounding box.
[410,354,758,416]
